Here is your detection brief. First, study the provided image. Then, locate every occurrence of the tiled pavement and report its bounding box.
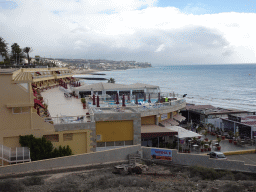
[189,133,255,154]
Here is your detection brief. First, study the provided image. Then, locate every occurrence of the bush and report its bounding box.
[22,176,44,186]
[0,179,24,192]
[189,166,233,180]
[19,135,72,161]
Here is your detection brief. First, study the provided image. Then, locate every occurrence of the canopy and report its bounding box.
[161,118,179,126]
[166,126,202,139]
[173,114,186,122]
[141,125,177,138]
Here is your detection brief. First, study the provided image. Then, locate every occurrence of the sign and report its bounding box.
[161,113,168,121]
[151,148,172,161]
[180,139,185,144]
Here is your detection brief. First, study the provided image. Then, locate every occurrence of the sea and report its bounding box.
[77,64,256,112]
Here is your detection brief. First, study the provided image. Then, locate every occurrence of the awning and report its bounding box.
[161,118,179,126]
[173,114,186,122]
[141,125,178,138]
[165,126,202,139]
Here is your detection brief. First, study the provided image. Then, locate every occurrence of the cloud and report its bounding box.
[0,0,255,65]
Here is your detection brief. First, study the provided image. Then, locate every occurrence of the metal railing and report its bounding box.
[44,114,94,125]
[0,144,31,166]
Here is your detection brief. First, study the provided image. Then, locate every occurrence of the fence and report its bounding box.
[44,114,94,125]
[0,145,31,166]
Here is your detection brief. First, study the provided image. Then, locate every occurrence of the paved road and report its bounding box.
[227,154,256,165]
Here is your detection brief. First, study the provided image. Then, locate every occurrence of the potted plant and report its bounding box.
[204,144,208,152]
[203,130,208,141]
[200,141,205,152]
[208,140,212,151]
[228,131,234,143]
[234,132,239,145]
[217,137,221,150]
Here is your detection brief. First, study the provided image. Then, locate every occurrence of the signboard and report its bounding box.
[151,148,172,161]
[161,113,168,121]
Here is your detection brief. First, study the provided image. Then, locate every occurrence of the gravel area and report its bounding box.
[1,163,256,192]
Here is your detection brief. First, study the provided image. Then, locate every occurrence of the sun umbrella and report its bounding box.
[93,94,96,105]
[122,94,126,107]
[97,95,100,107]
[116,93,119,104]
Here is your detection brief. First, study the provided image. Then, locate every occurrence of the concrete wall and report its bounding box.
[142,147,256,173]
[0,145,141,176]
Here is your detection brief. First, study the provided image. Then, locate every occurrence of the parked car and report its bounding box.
[207,152,227,160]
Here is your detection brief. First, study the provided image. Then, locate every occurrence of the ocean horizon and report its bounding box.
[78,64,256,112]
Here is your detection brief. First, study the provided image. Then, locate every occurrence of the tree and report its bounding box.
[23,47,32,65]
[0,37,8,57]
[11,43,24,64]
[19,135,72,161]
[108,78,115,83]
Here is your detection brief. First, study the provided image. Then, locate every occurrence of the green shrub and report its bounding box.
[189,166,233,180]
[19,135,72,161]
[0,179,24,192]
[22,176,44,186]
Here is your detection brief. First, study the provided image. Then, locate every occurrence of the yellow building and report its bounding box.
[0,68,94,165]
[0,67,186,165]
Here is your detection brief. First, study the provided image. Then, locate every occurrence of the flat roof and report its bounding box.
[74,82,160,92]
[0,68,18,74]
[185,104,248,115]
[141,125,177,133]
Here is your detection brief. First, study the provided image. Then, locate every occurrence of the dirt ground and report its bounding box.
[0,163,256,192]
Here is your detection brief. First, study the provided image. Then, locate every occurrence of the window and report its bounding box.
[13,107,22,114]
[63,133,73,141]
[44,134,59,142]
[115,141,124,146]
[125,140,133,145]
[12,107,29,114]
[97,142,105,147]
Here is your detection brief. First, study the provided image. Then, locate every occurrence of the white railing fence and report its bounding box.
[0,144,31,166]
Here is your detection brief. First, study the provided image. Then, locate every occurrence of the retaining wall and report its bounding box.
[0,145,141,176]
[142,147,256,173]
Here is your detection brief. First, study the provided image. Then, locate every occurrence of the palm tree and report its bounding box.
[108,78,115,83]
[23,47,32,65]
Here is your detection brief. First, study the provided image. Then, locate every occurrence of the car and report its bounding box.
[207,152,227,160]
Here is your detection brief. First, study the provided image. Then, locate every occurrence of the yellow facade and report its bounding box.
[96,120,133,142]
[141,115,156,125]
[0,68,92,158]
[158,112,171,122]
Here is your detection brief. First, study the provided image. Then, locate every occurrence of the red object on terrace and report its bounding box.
[97,95,100,107]
[32,84,37,88]
[135,94,138,104]
[148,94,151,103]
[93,94,96,105]
[78,82,81,86]
[66,77,70,80]
[122,95,126,107]
[116,93,119,104]
[143,93,146,101]
[55,71,60,74]
[36,72,41,75]
[34,99,45,109]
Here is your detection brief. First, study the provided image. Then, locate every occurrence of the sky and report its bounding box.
[0,0,256,65]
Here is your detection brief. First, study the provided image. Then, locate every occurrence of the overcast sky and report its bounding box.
[0,0,255,65]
